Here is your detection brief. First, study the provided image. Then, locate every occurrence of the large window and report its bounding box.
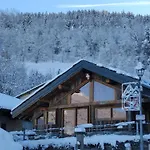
[95,107,126,125]
[94,81,115,101]
[71,82,90,104]
[113,108,126,119]
[64,109,75,127]
[36,115,44,129]
[95,108,111,119]
[64,109,75,135]
[77,108,88,125]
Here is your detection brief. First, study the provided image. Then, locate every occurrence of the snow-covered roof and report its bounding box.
[12,60,150,118]
[12,59,83,111]
[0,93,22,110]
[15,82,45,99]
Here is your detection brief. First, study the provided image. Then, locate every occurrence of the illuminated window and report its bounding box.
[64,109,75,127]
[48,111,56,126]
[77,108,88,125]
[95,108,111,119]
[94,81,115,101]
[113,108,126,119]
[71,82,90,104]
[36,115,44,129]
[37,115,44,125]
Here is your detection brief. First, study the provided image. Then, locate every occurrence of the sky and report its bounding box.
[0,0,150,15]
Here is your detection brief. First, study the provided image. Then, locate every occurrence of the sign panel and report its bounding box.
[122,82,140,111]
[136,115,145,121]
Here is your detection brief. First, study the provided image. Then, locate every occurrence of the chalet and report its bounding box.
[12,60,150,132]
[0,93,25,131]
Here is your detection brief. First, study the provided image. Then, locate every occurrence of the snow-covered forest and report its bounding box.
[0,10,150,96]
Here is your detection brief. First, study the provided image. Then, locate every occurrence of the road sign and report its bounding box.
[136,115,145,121]
[122,82,140,111]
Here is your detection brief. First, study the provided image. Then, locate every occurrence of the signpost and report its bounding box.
[136,115,145,121]
[122,82,140,111]
[122,81,144,150]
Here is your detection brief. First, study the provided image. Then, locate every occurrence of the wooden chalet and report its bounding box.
[12,60,150,132]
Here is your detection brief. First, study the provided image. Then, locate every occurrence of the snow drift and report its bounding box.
[0,128,22,150]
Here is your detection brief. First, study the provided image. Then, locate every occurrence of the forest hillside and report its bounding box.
[0,10,150,96]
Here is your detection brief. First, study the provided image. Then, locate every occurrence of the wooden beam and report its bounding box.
[37,101,49,107]
[89,105,95,124]
[49,100,122,109]
[44,111,48,128]
[58,84,71,92]
[90,80,94,102]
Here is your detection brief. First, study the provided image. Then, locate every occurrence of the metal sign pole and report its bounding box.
[138,78,143,150]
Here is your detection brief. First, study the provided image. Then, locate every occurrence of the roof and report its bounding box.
[12,60,150,118]
[15,82,45,99]
[0,93,22,110]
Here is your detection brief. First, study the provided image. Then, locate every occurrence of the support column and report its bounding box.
[56,109,63,128]
[89,79,94,124]
[89,105,95,124]
[127,111,132,132]
[44,111,48,129]
[89,80,94,102]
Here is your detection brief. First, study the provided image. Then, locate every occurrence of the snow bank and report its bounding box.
[0,128,22,150]
[85,134,139,149]
[77,123,93,128]
[20,134,143,150]
[20,137,76,149]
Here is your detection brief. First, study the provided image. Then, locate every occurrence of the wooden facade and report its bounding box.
[12,60,150,131]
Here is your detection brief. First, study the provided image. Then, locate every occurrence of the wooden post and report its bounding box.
[67,94,71,105]
[44,111,48,129]
[89,80,94,124]
[56,109,62,128]
[147,111,150,132]
[89,105,95,124]
[89,80,94,102]
[127,111,132,132]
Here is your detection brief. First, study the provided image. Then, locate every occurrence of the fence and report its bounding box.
[11,121,150,141]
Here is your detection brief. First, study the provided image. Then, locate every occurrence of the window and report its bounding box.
[77,108,88,125]
[95,108,111,119]
[64,109,75,127]
[113,108,126,119]
[48,111,56,126]
[37,115,44,129]
[94,81,115,101]
[71,82,90,104]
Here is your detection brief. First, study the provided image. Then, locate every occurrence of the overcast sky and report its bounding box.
[0,0,150,15]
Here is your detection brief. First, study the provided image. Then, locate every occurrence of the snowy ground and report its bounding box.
[2,127,150,150]
[20,134,150,150]
[0,128,22,150]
